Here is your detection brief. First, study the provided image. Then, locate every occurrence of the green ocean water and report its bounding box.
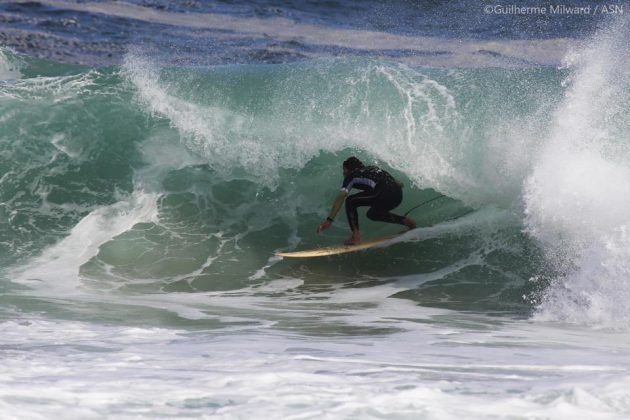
[0,50,575,324]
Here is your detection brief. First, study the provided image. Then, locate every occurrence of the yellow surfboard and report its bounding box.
[274,232,405,258]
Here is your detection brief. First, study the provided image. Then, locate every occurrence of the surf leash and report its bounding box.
[403,194,446,217]
[440,208,475,223]
[421,208,476,229]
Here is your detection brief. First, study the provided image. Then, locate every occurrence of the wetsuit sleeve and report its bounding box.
[341,175,353,193]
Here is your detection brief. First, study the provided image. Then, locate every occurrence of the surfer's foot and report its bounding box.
[402,217,416,230]
[344,230,361,245]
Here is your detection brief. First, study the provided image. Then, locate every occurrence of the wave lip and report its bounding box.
[10,192,158,294]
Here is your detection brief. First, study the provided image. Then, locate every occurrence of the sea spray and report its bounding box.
[526,18,630,327]
[122,53,472,196]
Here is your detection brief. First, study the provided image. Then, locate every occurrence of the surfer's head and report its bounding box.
[343,156,364,176]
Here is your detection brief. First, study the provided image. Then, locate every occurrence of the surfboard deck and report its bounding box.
[274,232,405,258]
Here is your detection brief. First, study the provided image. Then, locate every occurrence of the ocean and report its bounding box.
[1,0,630,418]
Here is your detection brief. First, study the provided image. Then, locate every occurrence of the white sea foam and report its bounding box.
[0,71,98,103]
[525,19,630,328]
[1,316,629,419]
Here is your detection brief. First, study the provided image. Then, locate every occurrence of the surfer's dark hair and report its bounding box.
[343,156,364,172]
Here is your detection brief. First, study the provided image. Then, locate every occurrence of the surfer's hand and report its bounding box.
[317,220,332,234]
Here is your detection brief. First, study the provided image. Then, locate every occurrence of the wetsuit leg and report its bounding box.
[345,191,379,231]
[366,187,406,225]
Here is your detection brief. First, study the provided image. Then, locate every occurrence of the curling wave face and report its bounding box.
[0,20,629,328]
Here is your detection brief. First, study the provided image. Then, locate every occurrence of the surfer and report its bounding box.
[316,156,416,245]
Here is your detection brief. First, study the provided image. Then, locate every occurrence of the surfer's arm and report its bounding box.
[328,191,347,220]
[317,191,348,234]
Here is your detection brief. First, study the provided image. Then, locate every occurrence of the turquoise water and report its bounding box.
[1,51,563,316]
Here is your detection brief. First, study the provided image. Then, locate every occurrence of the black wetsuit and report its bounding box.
[341,166,406,231]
